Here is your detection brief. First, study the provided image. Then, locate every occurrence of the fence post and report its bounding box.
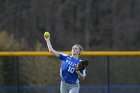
[16,56,19,93]
[107,56,110,93]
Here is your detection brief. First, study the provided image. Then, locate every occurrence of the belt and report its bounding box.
[62,80,75,84]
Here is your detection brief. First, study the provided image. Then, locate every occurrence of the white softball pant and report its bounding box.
[60,81,80,93]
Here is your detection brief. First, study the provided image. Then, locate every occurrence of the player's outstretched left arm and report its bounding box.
[76,71,86,80]
[75,60,89,80]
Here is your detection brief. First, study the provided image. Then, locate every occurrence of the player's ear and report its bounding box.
[79,45,83,52]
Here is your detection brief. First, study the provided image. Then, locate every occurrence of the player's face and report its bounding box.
[71,45,81,55]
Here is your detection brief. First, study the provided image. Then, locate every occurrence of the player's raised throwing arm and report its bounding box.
[44,32,59,57]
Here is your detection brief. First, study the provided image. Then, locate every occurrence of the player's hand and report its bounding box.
[44,35,50,41]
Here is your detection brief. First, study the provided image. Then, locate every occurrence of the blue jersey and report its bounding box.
[59,53,86,84]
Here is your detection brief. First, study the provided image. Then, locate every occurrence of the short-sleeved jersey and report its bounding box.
[59,53,86,84]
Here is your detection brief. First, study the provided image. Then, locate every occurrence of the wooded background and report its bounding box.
[0,0,140,88]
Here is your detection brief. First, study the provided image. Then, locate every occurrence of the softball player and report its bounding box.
[44,34,86,93]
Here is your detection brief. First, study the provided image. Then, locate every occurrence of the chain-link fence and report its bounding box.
[0,54,140,93]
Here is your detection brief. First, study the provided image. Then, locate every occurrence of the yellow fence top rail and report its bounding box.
[0,51,140,56]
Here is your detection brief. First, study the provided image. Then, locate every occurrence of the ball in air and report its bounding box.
[44,32,50,38]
